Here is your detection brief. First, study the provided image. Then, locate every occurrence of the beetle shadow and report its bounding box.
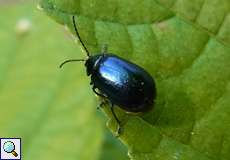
[140,79,196,143]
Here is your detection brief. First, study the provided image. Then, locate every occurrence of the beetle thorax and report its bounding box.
[85,55,103,76]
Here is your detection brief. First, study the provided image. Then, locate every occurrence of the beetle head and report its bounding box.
[85,55,103,76]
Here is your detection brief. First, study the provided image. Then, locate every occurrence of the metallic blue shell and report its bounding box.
[87,54,156,113]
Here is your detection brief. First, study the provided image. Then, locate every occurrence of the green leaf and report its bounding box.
[99,130,128,160]
[0,2,106,160]
[39,0,230,160]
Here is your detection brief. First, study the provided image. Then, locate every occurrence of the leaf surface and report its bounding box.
[39,0,230,159]
[0,2,105,160]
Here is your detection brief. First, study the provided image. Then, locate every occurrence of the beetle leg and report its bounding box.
[97,100,107,110]
[99,100,107,107]
[92,86,107,98]
[110,103,122,137]
[92,86,121,136]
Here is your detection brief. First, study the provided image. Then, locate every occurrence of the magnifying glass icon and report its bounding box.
[3,141,18,157]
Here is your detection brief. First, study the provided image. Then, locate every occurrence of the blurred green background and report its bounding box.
[0,0,127,159]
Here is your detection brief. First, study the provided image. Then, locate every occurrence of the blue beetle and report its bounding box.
[60,16,156,136]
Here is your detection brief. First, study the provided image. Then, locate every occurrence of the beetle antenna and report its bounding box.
[59,59,86,68]
[72,16,90,57]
